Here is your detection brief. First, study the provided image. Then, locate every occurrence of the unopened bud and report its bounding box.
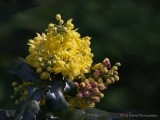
[36,67,42,73]
[92,96,100,102]
[99,93,104,98]
[114,75,119,81]
[47,66,52,72]
[106,79,112,84]
[59,20,64,24]
[29,39,34,44]
[48,23,54,28]
[101,67,108,74]
[77,93,83,99]
[56,14,61,21]
[93,88,100,95]
[80,82,86,88]
[36,57,42,62]
[112,66,118,70]
[91,81,98,88]
[41,63,45,67]
[47,61,52,66]
[98,83,105,91]
[84,91,90,98]
[115,62,121,67]
[12,82,18,86]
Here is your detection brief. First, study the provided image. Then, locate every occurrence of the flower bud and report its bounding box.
[108,70,113,76]
[88,77,94,83]
[48,23,54,28]
[98,83,105,91]
[112,66,118,71]
[84,79,89,84]
[63,27,68,32]
[103,58,109,63]
[47,61,52,66]
[77,93,83,99]
[93,88,100,95]
[97,78,103,83]
[56,14,61,21]
[74,82,79,87]
[86,83,92,90]
[99,93,104,98]
[47,66,52,72]
[12,82,18,86]
[41,62,45,67]
[84,91,90,98]
[113,71,118,75]
[36,57,42,62]
[40,72,50,80]
[103,59,111,68]
[106,79,112,84]
[29,39,34,44]
[101,67,108,74]
[115,62,121,67]
[91,81,98,88]
[111,77,115,83]
[36,67,42,73]
[93,70,100,78]
[92,96,100,102]
[59,20,64,24]
[80,82,85,88]
[51,59,56,64]
[114,75,119,81]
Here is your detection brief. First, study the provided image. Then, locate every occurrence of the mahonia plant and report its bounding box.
[10,14,121,116]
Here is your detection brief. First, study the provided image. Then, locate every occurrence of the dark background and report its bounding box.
[0,0,160,115]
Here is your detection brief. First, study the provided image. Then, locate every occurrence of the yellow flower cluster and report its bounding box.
[26,14,93,80]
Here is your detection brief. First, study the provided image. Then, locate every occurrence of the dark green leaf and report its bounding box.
[10,58,40,83]
[45,80,69,112]
[15,88,43,120]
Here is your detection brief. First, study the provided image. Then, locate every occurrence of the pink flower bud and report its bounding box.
[93,70,100,78]
[84,91,90,98]
[74,82,79,87]
[86,83,92,90]
[91,81,98,88]
[77,93,83,99]
[103,61,111,69]
[92,88,100,95]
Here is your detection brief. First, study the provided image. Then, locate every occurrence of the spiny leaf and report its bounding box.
[64,79,77,96]
[15,87,43,120]
[45,80,69,112]
[10,58,40,83]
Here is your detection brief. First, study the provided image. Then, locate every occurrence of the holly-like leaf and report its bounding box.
[10,58,40,83]
[64,79,77,96]
[45,80,69,112]
[0,109,8,120]
[15,87,44,120]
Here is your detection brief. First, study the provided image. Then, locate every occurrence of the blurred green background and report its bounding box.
[0,0,160,114]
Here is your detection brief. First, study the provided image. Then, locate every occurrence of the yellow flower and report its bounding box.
[26,14,93,80]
